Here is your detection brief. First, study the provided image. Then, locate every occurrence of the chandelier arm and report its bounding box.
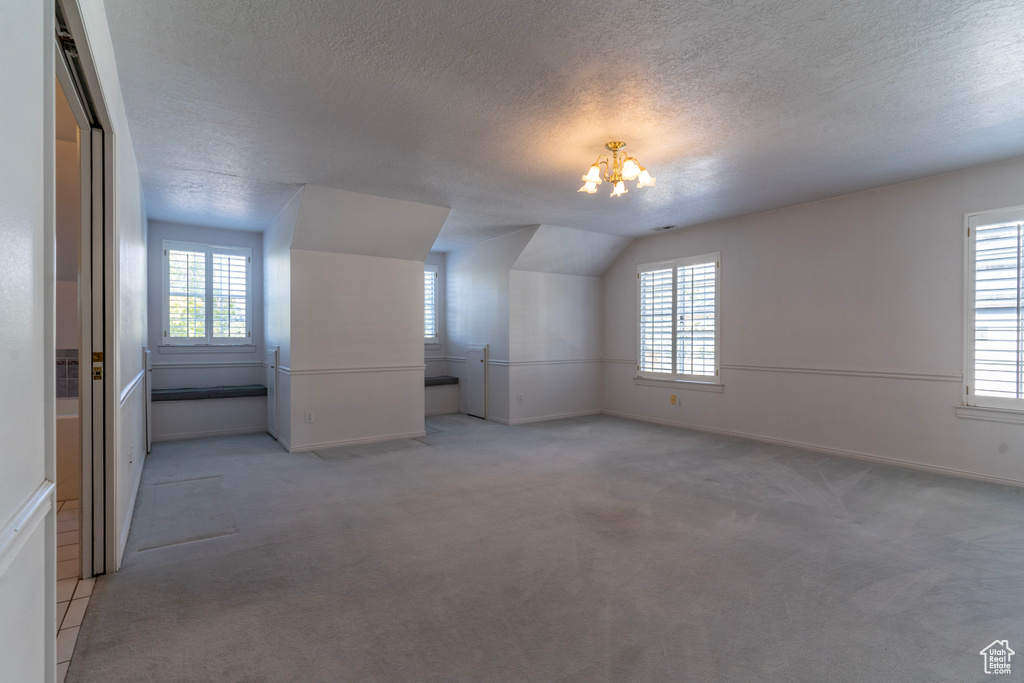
[597,155,611,182]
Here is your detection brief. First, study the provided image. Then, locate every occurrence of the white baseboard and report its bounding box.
[288,430,427,452]
[425,409,459,416]
[152,427,269,443]
[601,409,1024,489]
[508,409,601,425]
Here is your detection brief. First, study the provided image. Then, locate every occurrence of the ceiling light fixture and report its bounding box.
[578,141,656,197]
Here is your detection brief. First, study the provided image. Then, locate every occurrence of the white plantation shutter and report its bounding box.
[639,268,673,373]
[677,261,716,376]
[164,241,251,345]
[638,254,720,381]
[970,215,1024,402]
[167,249,206,339]
[424,268,438,339]
[212,253,248,339]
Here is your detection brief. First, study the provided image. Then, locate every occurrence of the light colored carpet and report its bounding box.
[69,415,1024,682]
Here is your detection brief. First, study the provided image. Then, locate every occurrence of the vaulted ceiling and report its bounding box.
[104,0,1024,250]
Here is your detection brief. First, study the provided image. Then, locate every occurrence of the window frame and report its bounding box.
[963,205,1024,410]
[637,252,721,384]
[424,264,440,347]
[162,239,252,346]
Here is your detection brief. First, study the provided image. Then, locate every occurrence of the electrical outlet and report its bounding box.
[305,411,315,424]
[517,394,523,404]
[670,395,677,405]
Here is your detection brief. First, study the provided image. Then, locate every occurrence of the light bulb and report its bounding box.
[621,158,641,181]
[636,169,656,188]
[582,164,602,183]
[578,181,597,194]
[610,180,627,197]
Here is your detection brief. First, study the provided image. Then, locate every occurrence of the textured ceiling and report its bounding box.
[104,0,1024,249]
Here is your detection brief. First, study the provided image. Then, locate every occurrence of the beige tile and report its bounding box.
[55,500,65,513]
[56,626,79,664]
[64,499,79,510]
[56,508,77,523]
[57,578,77,603]
[73,578,95,600]
[62,597,89,629]
[56,601,69,631]
[56,519,78,534]
[57,544,79,563]
[57,661,69,683]
[57,559,78,581]
[57,530,78,547]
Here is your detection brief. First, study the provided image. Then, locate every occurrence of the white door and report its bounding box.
[266,346,279,439]
[467,344,487,418]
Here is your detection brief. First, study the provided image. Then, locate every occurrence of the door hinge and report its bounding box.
[967,227,971,237]
[966,385,970,395]
[164,249,168,255]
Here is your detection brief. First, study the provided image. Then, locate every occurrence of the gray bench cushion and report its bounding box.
[425,375,459,387]
[152,385,268,402]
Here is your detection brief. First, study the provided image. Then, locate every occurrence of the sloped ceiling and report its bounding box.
[512,225,632,277]
[104,0,1024,248]
[291,185,449,261]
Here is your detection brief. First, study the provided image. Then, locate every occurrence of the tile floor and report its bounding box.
[55,499,93,683]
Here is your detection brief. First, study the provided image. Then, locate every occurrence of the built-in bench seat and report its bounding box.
[425,375,459,387]
[151,385,268,402]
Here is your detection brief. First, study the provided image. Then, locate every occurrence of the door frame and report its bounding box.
[55,0,116,577]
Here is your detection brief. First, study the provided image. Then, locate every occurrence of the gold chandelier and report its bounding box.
[578,141,656,197]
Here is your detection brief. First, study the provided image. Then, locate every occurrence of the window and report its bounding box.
[966,207,1024,408]
[424,265,438,342]
[638,253,719,382]
[163,240,251,345]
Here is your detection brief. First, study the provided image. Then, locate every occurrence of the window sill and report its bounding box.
[955,405,1024,425]
[633,377,723,392]
[159,344,257,354]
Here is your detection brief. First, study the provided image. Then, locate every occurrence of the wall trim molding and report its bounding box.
[633,378,724,392]
[445,356,467,364]
[487,359,510,367]
[601,409,1024,488]
[509,358,601,366]
[603,358,637,365]
[151,361,265,370]
[719,363,961,383]
[289,430,427,453]
[955,405,1024,425]
[152,427,268,443]
[507,409,601,425]
[119,369,146,407]
[278,365,425,376]
[0,481,55,579]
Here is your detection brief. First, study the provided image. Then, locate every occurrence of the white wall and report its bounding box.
[146,220,266,440]
[269,185,448,451]
[603,155,1024,486]
[508,271,602,423]
[287,250,426,449]
[446,228,536,422]
[75,0,150,567]
[0,1,56,679]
